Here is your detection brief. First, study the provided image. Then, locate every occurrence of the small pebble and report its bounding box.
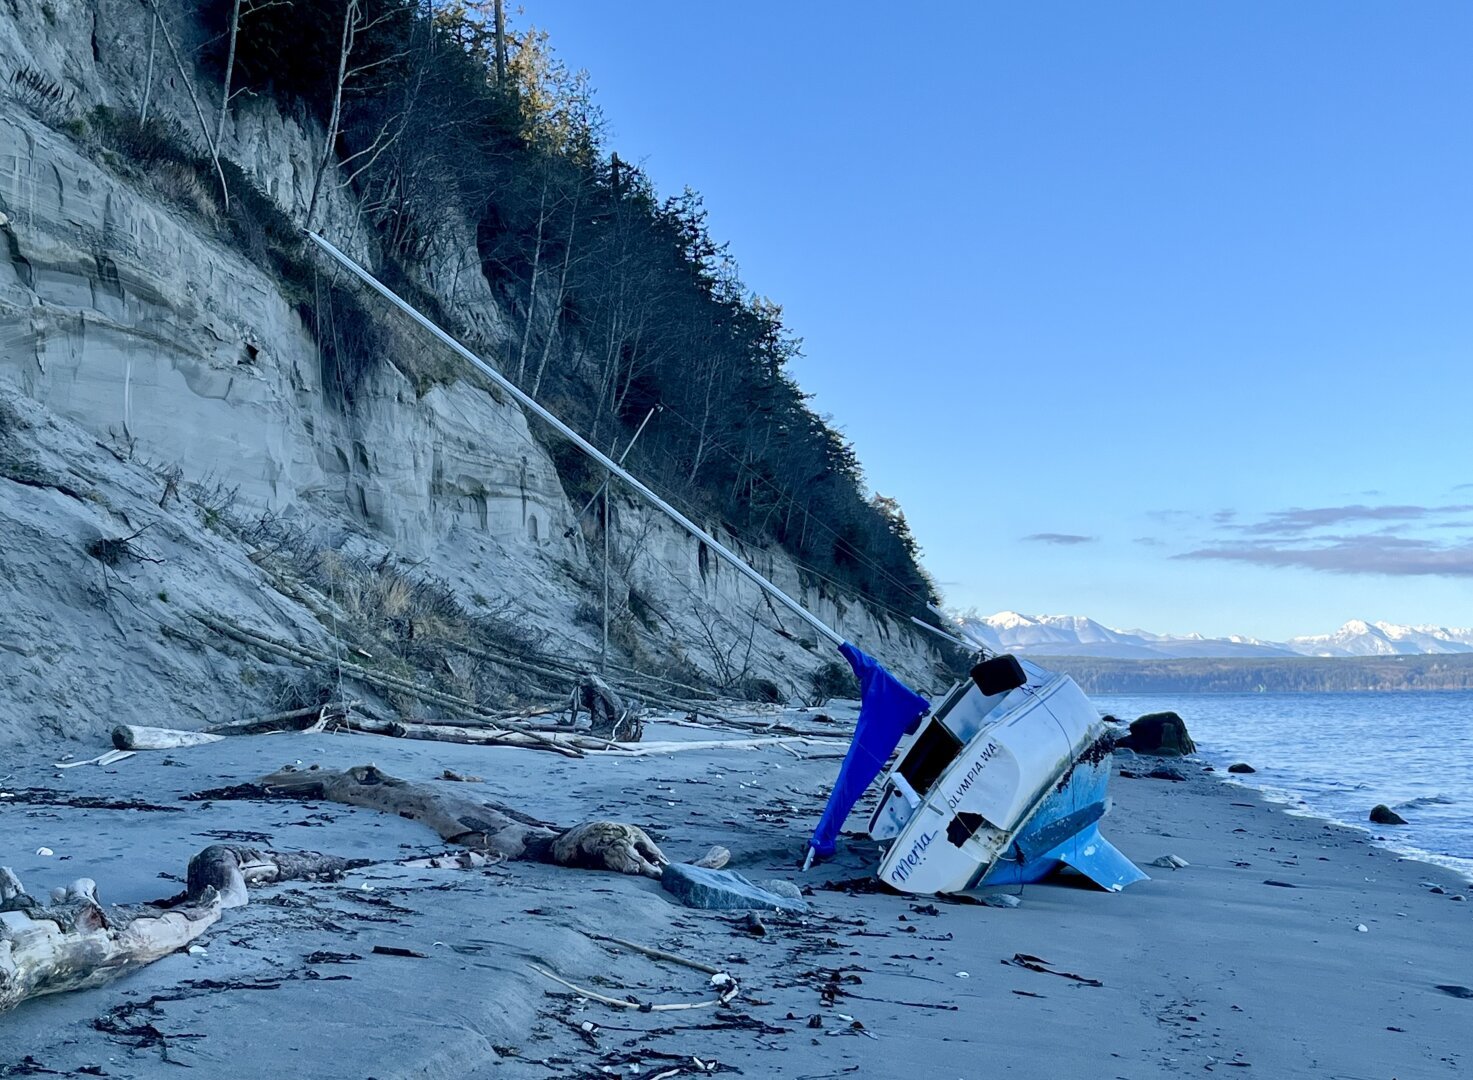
[35,847,53,857]
[956,971,970,979]
[1355,924,1369,933]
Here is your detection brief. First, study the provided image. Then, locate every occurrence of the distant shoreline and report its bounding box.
[1039,653,1473,693]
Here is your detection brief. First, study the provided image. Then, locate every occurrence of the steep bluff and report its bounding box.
[0,1,950,744]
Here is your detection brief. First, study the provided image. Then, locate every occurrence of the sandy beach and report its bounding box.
[2,715,1469,1079]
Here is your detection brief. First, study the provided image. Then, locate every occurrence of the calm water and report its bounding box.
[1093,692,1473,882]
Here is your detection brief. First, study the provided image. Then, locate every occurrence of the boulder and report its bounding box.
[1114,712,1196,757]
[660,863,809,913]
[1227,763,1256,774]
[1369,804,1407,826]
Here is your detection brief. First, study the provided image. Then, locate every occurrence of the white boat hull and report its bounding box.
[870,658,1141,895]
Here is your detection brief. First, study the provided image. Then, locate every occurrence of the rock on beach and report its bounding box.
[1114,712,1196,757]
[1369,804,1408,826]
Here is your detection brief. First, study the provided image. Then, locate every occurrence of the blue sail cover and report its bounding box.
[807,643,931,859]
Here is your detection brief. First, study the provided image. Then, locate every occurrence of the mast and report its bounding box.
[307,231,845,647]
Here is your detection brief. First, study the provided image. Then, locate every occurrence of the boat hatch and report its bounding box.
[897,720,964,794]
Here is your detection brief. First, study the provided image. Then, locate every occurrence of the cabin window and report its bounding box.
[897,720,963,795]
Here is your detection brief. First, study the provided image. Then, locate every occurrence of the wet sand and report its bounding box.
[1,717,1469,1078]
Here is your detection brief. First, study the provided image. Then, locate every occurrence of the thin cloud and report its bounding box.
[1022,532,1097,546]
[1133,536,1165,547]
[1235,504,1473,536]
[1176,536,1473,577]
[1212,509,1237,524]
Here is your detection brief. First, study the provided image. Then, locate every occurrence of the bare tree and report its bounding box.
[305,0,405,231]
[689,600,760,690]
[138,7,158,124]
[211,0,290,147]
[213,0,243,152]
[514,178,549,381]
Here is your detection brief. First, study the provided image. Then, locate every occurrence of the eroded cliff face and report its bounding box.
[0,1,946,743]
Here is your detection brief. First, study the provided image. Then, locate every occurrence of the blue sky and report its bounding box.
[526,2,1473,640]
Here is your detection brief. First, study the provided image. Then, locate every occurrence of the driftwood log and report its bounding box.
[220,765,727,878]
[111,717,842,761]
[112,725,226,750]
[0,847,357,1013]
[342,717,616,754]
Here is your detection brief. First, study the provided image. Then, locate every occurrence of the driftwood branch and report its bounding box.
[341,716,618,753]
[529,962,738,1011]
[581,932,724,975]
[0,847,357,1013]
[208,700,358,736]
[320,716,837,758]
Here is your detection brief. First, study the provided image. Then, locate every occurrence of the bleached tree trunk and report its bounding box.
[515,183,549,382]
[0,849,357,1013]
[139,9,158,124]
[306,0,359,232]
[530,186,581,397]
[112,725,226,750]
[213,0,243,154]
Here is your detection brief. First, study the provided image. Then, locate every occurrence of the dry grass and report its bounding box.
[148,160,223,226]
[228,506,555,716]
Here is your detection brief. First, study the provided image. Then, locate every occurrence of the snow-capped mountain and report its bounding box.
[1285,619,1473,657]
[955,612,1473,659]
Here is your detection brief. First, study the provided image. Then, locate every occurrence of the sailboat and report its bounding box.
[307,232,1146,900]
[866,653,1145,894]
